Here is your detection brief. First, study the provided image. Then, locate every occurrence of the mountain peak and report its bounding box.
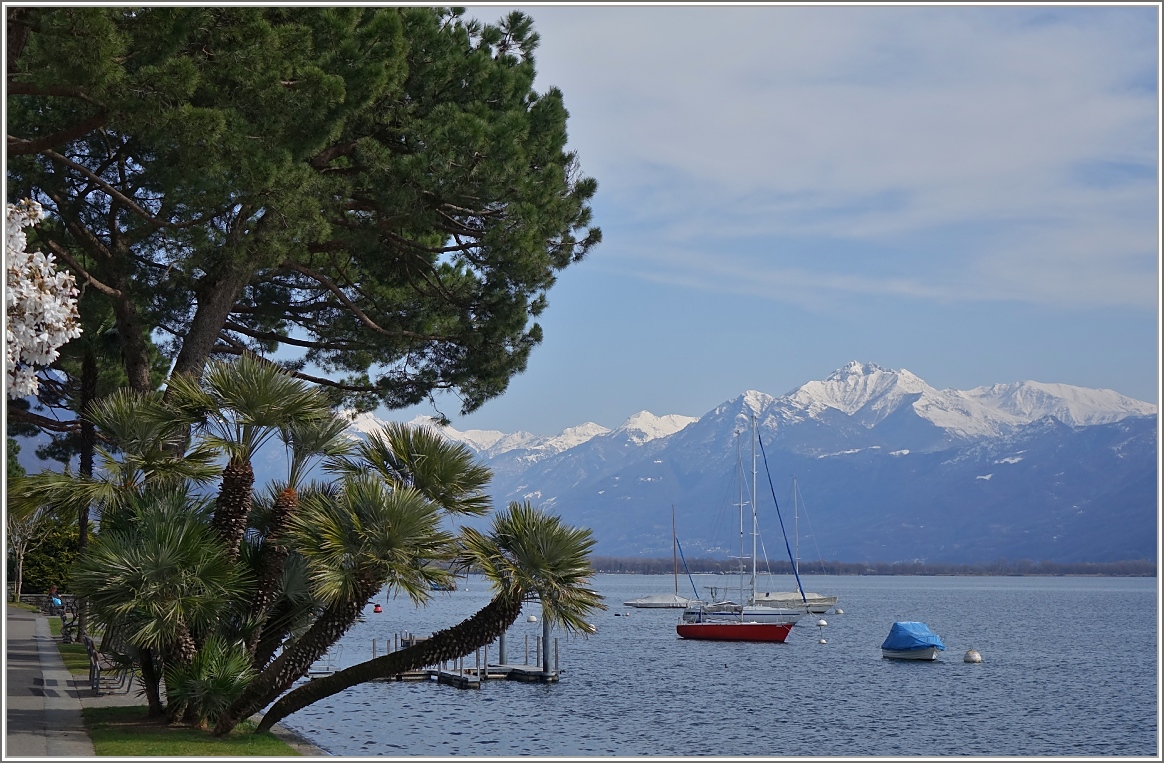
[614,411,698,444]
[787,361,930,419]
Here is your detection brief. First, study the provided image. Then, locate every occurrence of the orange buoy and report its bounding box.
[373,604,382,613]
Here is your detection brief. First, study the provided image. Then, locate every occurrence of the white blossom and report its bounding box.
[6,199,82,398]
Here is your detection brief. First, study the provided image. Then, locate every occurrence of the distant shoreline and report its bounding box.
[588,557,1157,578]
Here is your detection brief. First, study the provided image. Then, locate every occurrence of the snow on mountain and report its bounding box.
[960,381,1157,427]
[785,361,931,419]
[350,413,612,463]
[612,411,698,444]
[775,361,1157,440]
[348,362,1154,465]
[344,410,392,437]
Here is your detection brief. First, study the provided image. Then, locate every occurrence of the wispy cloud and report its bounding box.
[490,4,1158,309]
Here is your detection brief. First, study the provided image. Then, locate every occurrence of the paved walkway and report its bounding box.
[4,605,327,758]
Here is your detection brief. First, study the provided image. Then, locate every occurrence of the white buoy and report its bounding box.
[964,649,983,663]
[834,608,844,615]
[817,619,828,627]
[527,615,537,623]
[819,638,827,644]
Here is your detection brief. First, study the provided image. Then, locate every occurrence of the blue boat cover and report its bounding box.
[881,621,945,651]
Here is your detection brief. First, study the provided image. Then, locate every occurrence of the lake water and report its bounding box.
[278,574,1158,757]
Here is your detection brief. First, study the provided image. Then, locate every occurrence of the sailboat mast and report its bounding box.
[750,412,757,604]
[793,476,799,578]
[736,431,744,604]
[672,505,678,595]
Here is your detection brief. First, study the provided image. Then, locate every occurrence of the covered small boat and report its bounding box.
[881,621,945,660]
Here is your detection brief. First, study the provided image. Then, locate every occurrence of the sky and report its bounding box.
[389,3,1161,435]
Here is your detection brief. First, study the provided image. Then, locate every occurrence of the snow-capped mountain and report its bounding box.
[331,361,1156,564]
[770,361,1155,442]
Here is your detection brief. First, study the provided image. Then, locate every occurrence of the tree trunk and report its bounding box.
[251,597,298,673]
[6,8,32,71]
[107,279,155,393]
[245,487,297,661]
[13,549,24,603]
[138,648,166,717]
[211,456,254,561]
[166,259,257,384]
[214,591,372,736]
[254,592,525,734]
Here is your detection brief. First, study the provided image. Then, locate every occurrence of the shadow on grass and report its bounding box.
[83,706,302,756]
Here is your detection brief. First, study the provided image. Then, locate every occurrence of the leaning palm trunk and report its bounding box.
[244,487,298,661]
[251,596,302,672]
[211,456,254,560]
[255,592,525,734]
[214,593,369,735]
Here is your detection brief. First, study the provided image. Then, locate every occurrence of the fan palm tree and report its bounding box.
[251,501,603,735]
[243,416,354,660]
[213,472,456,734]
[15,387,224,716]
[73,485,252,720]
[164,354,332,560]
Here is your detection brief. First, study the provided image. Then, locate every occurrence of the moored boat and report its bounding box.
[753,477,839,614]
[677,619,795,642]
[624,593,692,608]
[880,621,945,661]
[675,413,806,642]
[626,507,694,609]
[752,590,838,614]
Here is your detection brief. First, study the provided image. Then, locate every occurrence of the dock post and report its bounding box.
[535,635,541,668]
[542,615,551,674]
[554,638,559,673]
[524,634,529,665]
[373,639,377,659]
[499,631,507,664]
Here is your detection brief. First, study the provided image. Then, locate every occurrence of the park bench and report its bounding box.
[82,632,135,696]
[52,599,80,644]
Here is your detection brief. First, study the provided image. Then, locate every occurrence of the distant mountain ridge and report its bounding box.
[337,361,1156,565]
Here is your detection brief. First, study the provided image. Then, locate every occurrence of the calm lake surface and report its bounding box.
[278,574,1158,757]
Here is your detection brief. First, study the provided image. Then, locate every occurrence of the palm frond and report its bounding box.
[460,502,604,633]
[357,422,493,516]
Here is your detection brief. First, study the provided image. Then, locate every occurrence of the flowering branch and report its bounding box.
[6,200,83,398]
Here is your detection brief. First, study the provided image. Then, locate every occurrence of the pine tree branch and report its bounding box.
[6,81,106,107]
[6,408,81,434]
[6,112,107,155]
[40,238,123,299]
[280,261,435,341]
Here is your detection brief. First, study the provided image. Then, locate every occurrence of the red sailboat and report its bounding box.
[676,412,804,644]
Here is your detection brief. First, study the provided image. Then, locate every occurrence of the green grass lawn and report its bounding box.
[44,616,91,675]
[83,706,302,756]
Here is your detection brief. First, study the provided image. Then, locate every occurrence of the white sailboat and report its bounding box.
[624,506,693,608]
[753,477,839,614]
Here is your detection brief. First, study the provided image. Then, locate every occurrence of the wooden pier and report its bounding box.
[364,630,561,690]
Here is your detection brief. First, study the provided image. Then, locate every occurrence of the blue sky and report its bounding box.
[390,4,1160,435]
